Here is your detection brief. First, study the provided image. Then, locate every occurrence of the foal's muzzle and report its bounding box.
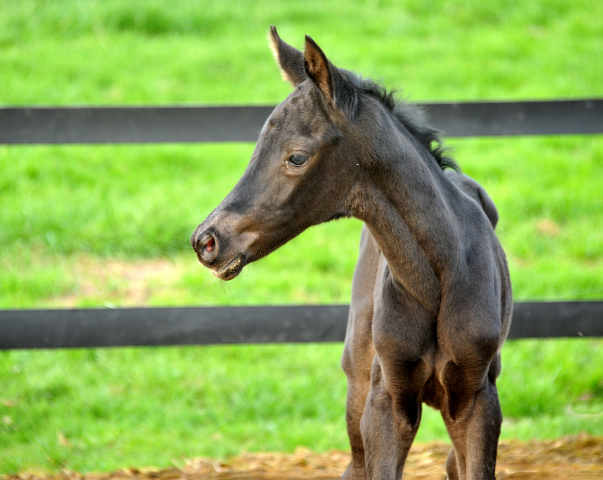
[191,224,249,281]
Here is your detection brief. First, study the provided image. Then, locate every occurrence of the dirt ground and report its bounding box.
[4,435,602,480]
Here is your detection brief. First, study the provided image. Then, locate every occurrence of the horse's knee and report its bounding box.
[438,330,500,414]
[394,389,423,430]
[369,356,431,431]
[440,359,500,421]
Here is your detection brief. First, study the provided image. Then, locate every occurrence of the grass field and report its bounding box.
[1,0,603,474]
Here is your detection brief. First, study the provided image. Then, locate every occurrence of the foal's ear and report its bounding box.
[269,26,306,86]
[303,35,358,119]
[303,35,335,103]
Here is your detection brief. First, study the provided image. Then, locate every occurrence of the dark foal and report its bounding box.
[192,27,512,480]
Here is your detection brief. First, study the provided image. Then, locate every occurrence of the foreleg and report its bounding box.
[341,226,380,480]
[360,355,431,479]
[441,355,503,480]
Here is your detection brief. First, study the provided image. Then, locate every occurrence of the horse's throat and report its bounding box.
[359,192,443,317]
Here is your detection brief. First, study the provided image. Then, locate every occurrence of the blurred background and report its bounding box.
[1,0,602,474]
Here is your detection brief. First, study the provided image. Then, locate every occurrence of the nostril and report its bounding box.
[196,231,218,262]
[203,234,215,254]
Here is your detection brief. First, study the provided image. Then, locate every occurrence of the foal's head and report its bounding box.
[191,27,447,280]
[191,27,370,280]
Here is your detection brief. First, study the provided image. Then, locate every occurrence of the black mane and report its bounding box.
[347,73,459,172]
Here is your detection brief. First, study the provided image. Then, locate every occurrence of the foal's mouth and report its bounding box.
[214,253,246,281]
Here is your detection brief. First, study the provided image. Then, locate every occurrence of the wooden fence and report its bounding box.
[1,100,602,349]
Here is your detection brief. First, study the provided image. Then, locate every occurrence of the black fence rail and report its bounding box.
[1,302,603,350]
[1,99,602,350]
[2,100,602,144]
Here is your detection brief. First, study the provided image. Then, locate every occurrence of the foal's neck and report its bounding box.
[350,110,462,315]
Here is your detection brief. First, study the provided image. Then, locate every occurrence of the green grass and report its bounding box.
[2,341,602,473]
[1,0,603,474]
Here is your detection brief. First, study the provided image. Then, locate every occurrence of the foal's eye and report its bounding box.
[288,153,309,167]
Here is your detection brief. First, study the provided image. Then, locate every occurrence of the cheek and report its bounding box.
[285,171,335,218]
